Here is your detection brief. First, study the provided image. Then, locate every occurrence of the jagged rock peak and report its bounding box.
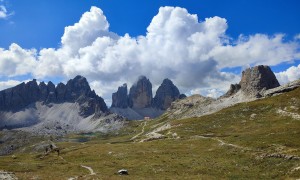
[0,75,108,115]
[111,83,128,108]
[153,78,180,110]
[64,75,91,100]
[129,76,152,109]
[239,65,280,97]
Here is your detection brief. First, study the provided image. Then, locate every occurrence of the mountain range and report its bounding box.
[0,65,299,136]
[0,65,300,179]
[0,75,124,135]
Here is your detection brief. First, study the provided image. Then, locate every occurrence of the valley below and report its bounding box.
[0,86,300,179]
[0,1,299,179]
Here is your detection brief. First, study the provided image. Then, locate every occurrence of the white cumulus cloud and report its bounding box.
[0,6,299,103]
[0,43,37,77]
[211,34,300,68]
[275,64,300,85]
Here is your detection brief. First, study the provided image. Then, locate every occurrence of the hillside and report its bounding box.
[0,86,299,179]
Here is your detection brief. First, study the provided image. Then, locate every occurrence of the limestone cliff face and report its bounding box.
[153,79,180,110]
[111,84,128,108]
[0,75,107,116]
[110,76,184,119]
[111,76,184,111]
[128,76,153,109]
[239,65,280,97]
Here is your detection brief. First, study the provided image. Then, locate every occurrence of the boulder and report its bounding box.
[118,169,128,175]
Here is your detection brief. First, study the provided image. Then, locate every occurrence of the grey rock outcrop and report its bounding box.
[264,79,300,97]
[0,75,107,116]
[39,82,48,101]
[153,79,180,110]
[221,84,241,98]
[239,65,280,97]
[165,94,215,119]
[56,83,66,102]
[111,84,128,108]
[128,76,153,109]
[46,81,56,103]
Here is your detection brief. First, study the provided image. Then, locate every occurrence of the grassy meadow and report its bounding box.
[0,88,300,179]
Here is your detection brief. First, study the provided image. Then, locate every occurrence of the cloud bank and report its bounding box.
[0,6,299,102]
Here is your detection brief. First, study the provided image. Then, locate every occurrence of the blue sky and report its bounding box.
[1,0,300,49]
[0,0,300,103]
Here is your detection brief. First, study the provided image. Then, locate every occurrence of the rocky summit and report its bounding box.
[0,75,107,117]
[110,76,184,119]
[239,65,280,97]
[128,76,153,109]
[111,84,128,108]
[153,78,180,110]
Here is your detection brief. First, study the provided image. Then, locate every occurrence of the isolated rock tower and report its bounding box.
[128,76,153,109]
[239,65,280,97]
[111,84,128,108]
[153,78,180,110]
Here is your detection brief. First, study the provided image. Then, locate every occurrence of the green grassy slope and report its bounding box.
[0,88,300,179]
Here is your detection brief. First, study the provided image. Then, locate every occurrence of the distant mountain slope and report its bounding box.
[1,83,299,179]
[0,76,125,135]
[164,65,285,119]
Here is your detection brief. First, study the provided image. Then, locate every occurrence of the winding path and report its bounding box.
[60,155,96,177]
[81,165,96,175]
[131,121,147,140]
[195,135,250,150]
